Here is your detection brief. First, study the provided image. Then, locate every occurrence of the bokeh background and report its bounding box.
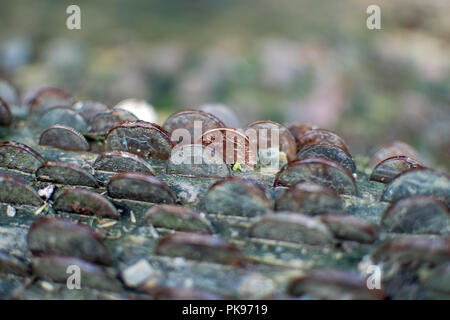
[0,0,449,170]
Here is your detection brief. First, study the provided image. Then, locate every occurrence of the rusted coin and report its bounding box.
[381,168,450,207]
[166,143,231,178]
[39,106,89,132]
[287,269,384,300]
[297,144,356,173]
[0,97,12,126]
[25,87,75,115]
[28,217,113,266]
[287,122,319,151]
[39,125,90,151]
[53,188,119,219]
[31,256,121,291]
[114,99,158,123]
[105,121,173,160]
[90,108,138,134]
[162,109,225,144]
[201,177,272,217]
[381,196,450,235]
[73,101,109,124]
[198,103,241,129]
[156,233,245,266]
[249,213,335,245]
[0,79,20,107]
[93,151,155,175]
[0,174,43,206]
[197,127,255,168]
[295,129,351,155]
[274,158,359,196]
[369,141,419,168]
[275,182,343,216]
[370,156,424,184]
[245,120,297,162]
[0,141,44,173]
[36,161,98,187]
[319,214,378,244]
[107,172,176,204]
[371,236,450,265]
[145,204,213,234]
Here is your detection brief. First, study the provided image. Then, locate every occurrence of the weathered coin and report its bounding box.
[275,182,343,216]
[287,122,319,152]
[107,172,176,204]
[381,168,450,207]
[274,158,359,196]
[39,125,90,151]
[39,107,89,132]
[246,120,297,162]
[297,144,356,173]
[197,127,255,167]
[371,156,424,184]
[381,196,449,235]
[201,177,272,217]
[295,129,351,155]
[0,141,44,173]
[28,217,113,266]
[105,121,173,160]
[166,143,231,178]
[94,151,155,174]
[156,233,245,266]
[53,188,119,219]
[25,87,75,115]
[90,108,138,134]
[0,174,43,206]
[319,214,378,244]
[162,109,225,144]
[287,269,384,300]
[369,140,419,168]
[36,161,98,187]
[31,256,121,291]
[145,204,213,234]
[73,101,109,124]
[249,213,335,245]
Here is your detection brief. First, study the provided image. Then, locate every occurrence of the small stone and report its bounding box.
[122,259,156,288]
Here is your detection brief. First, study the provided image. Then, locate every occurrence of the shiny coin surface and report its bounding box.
[297,144,356,173]
[114,99,158,123]
[370,156,423,184]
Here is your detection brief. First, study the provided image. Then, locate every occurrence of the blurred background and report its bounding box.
[0,0,449,170]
